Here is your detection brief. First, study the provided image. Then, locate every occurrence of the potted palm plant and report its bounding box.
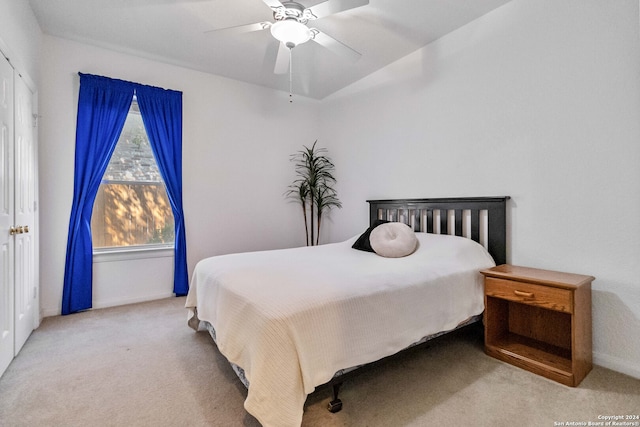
[286,141,341,246]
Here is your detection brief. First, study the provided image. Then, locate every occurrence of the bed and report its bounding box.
[186,196,509,427]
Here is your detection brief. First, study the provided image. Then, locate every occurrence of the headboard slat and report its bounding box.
[439,210,448,236]
[426,210,434,234]
[471,209,480,243]
[454,209,463,237]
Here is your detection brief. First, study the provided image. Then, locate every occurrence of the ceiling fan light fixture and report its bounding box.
[270,19,311,47]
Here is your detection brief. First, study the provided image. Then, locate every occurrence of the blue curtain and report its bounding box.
[136,85,189,296]
[62,74,134,314]
[63,73,188,315]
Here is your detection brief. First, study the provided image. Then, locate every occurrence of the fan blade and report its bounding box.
[306,0,369,19]
[262,0,285,11]
[205,21,271,35]
[311,29,361,61]
[274,42,290,74]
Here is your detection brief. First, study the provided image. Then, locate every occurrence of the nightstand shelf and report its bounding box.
[489,332,572,376]
[481,265,593,387]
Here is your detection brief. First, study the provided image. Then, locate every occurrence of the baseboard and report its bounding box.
[41,307,60,318]
[92,292,175,310]
[40,292,175,318]
[593,351,640,380]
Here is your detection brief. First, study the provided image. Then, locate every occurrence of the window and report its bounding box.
[91,100,174,249]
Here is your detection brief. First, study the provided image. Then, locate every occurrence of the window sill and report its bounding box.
[93,245,174,263]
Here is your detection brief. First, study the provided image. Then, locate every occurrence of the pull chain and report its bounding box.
[288,46,293,103]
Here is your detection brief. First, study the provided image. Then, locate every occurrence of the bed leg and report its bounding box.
[327,382,343,413]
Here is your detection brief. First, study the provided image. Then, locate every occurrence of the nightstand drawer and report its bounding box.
[485,277,573,313]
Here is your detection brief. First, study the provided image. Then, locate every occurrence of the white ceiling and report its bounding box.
[28,0,511,99]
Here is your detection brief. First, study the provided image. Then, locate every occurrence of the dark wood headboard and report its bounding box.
[367,197,510,265]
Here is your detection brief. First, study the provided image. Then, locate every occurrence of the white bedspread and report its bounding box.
[185,233,495,427]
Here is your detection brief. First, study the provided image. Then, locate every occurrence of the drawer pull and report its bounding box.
[514,290,534,298]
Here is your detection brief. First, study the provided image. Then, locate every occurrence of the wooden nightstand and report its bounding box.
[480,264,594,387]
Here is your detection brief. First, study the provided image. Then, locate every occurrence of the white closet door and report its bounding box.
[13,73,35,355]
[0,54,15,377]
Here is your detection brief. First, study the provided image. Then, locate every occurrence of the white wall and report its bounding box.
[0,0,41,89]
[321,0,640,378]
[38,35,321,315]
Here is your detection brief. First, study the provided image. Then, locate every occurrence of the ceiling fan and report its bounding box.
[208,0,369,78]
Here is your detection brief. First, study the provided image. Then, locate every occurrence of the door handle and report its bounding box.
[8,225,27,235]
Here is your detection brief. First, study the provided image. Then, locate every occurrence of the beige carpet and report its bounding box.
[0,297,638,427]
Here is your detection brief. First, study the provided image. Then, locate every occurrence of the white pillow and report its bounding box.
[369,222,418,258]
